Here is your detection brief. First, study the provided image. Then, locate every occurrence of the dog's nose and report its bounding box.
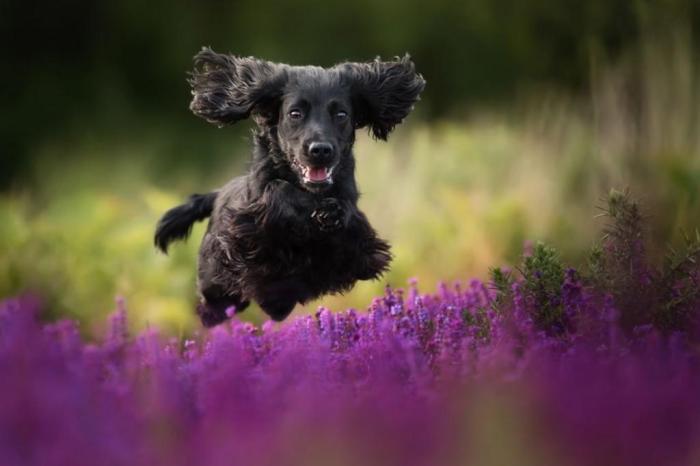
[308,142,334,161]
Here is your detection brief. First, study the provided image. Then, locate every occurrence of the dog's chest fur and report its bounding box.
[230,196,378,295]
[156,49,423,325]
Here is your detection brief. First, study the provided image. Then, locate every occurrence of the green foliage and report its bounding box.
[462,306,492,340]
[584,189,700,333]
[488,266,514,312]
[585,189,653,327]
[657,230,700,331]
[489,241,569,334]
[586,243,606,287]
[586,189,654,328]
[519,242,566,332]
[600,189,646,268]
[0,191,201,336]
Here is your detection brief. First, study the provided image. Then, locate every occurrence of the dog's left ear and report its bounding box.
[188,47,287,127]
[339,55,425,140]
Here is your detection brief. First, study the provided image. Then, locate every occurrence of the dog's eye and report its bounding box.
[336,110,348,120]
[289,110,303,120]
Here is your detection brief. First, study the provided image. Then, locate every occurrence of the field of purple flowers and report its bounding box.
[2,191,700,466]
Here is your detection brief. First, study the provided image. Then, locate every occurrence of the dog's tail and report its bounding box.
[154,192,217,253]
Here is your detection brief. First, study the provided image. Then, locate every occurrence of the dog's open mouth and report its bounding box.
[304,166,333,183]
[294,160,335,185]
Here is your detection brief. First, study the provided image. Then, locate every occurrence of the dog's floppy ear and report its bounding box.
[340,55,425,140]
[188,47,287,127]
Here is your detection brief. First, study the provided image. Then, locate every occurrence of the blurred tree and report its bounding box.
[0,0,698,188]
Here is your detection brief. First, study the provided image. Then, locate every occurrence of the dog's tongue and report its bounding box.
[308,167,328,182]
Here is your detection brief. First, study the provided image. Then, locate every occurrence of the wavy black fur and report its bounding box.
[156,47,425,326]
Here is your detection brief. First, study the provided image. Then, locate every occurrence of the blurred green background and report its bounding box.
[1,0,699,336]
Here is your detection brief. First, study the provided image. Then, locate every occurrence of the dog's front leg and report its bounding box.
[311,198,352,232]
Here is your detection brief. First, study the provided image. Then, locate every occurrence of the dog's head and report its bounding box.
[189,48,425,192]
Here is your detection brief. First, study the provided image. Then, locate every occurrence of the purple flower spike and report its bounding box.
[2,258,700,466]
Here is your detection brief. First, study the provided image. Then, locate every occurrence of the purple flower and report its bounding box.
[1,270,700,466]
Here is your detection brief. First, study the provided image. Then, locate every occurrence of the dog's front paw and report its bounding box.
[311,198,345,232]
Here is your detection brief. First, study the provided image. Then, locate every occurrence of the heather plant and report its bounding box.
[3,193,700,465]
[590,189,654,329]
[586,189,700,336]
[488,266,513,307]
[657,229,700,333]
[518,242,566,333]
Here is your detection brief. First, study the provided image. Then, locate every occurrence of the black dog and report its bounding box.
[155,48,425,327]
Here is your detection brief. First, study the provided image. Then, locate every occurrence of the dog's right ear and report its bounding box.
[188,47,287,127]
[340,55,425,141]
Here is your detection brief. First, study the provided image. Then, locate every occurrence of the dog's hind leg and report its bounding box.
[255,278,307,322]
[197,227,250,327]
[196,233,250,327]
[258,299,296,322]
[346,211,393,280]
[355,236,392,280]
